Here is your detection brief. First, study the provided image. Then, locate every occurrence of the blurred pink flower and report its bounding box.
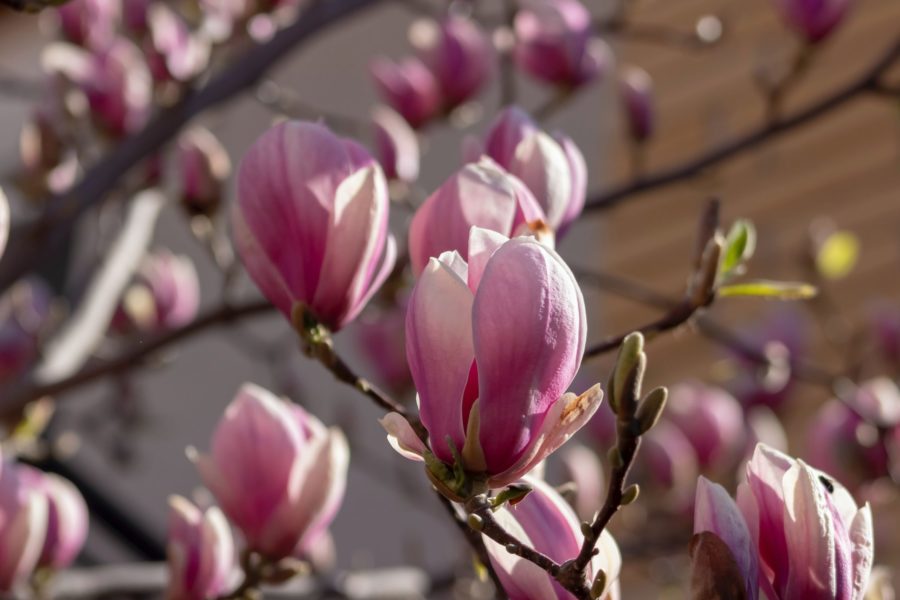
[144,5,211,84]
[410,15,495,108]
[0,456,48,591]
[166,496,235,600]
[19,468,88,571]
[666,381,746,471]
[370,57,442,129]
[618,65,655,142]
[354,299,412,393]
[55,0,120,49]
[371,106,420,183]
[771,0,855,43]
[408,157,546,275]
[176,128,231,216]
[116,251,200,334]
[478,107,586,234]
[514,0,611,88]
[193,384,349,559]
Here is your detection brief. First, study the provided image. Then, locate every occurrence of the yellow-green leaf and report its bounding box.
[719,220,756,278]
[718,280,817,300]
[816,231,859,280]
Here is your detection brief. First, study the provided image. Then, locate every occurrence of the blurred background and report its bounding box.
[0,0,898,597]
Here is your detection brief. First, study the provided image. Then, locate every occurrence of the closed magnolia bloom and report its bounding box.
[514,0,611,88]
[119,251,200,333]
[806,379,899,488]
[408,158,547,275]
[743,444,873,600]
[81,39,152,137]
[0,458,48,591]
[371,106,420,183]
[145,5,211,84]
[666,381,746,470]
[618,65,655,142]
[771,0,854,43]
[639,420,699,511]
[382,228,601,489]
[193,384,349,559]
[55,0,120,49]
[176,128,231,216]
[480,107,586,234]
[233,121,396,331]
[485,477,621,599]
[370,57,442,129]
[409,15,494,108]
[166,496,234,600]
[19,468,88,570]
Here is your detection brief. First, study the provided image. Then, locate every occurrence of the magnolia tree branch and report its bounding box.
[583,38,900,213]
[0,299,274,421]
[0,0,385,294]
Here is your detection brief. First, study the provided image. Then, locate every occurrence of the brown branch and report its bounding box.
[0,299,275,420]
[583,298,699,358]
[583,38,900,213]
[0,0,385,294]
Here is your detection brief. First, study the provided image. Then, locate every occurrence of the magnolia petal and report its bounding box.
[694,477,759,600]
[489,384,602,488]
[406,256,475,463]
[466,227,509,293]
[849,505,873,600]
[508,131,572,230]
[554,133,587,237]
[313,165,389,328]
[474,238,587,475]
[380,412,427,462]
[783,461,836,599]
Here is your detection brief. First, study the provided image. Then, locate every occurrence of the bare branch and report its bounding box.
[583,39,900,213]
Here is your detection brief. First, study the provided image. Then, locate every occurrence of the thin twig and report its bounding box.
[0,299,275,420]
[583,39,900,213]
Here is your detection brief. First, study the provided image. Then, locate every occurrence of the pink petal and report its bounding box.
[473,238,587,474]
[508,131,572,229]
[783,461,836,599]
[406,255,475,463]
[380,412,427,462]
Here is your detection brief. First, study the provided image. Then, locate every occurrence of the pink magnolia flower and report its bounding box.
[232,121,396,331]
[0,457,48,591]
[117,251,200,333]
[176,127,232,216]
[771,0,855,43]
[19,468,88,570]
[144,5,211,84]
[55,0,120,49]
[618,66,655,142]
[193,384,349,559]
[806,378,900,488]
[371,106,420,183]
[665,381,746,470]
[409,15,495,108]
[381,228,601,489]
[639,420,700,511]
[75,39,152,137]
[693,477,759,600]
[370,57,442,129]
[514,0,611,88]
[166,496,234,600]
[742,444,873,600]
[408,158,547,275]
[485,476,621,599]
[478,107,586,234]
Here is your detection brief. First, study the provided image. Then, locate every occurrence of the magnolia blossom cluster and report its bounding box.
[0,452,88,591]
[693,444,873,600]
[167,383,349,599]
